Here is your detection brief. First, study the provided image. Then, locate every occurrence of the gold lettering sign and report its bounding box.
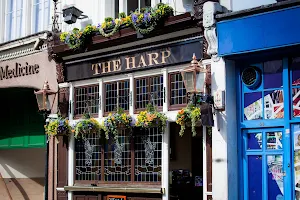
[92,49,172,76]
[0,62,40,81]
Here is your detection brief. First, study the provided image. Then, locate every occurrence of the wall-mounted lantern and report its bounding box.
[62,5,88,24]
[34,80,57,114]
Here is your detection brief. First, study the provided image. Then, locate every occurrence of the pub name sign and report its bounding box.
[0,62,39,81]
[65,39,203,81]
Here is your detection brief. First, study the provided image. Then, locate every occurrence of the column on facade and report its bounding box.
[162,68,169,200]
[68,82,75,200]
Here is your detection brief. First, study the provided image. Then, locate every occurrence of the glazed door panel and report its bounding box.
[243,128,287,200]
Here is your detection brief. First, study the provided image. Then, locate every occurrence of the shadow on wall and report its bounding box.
[0,148,45,200]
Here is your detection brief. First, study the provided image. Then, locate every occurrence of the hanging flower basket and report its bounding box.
[135,104,167,132]
[131,3,173,35]
[45,117,72,140]
[176,104,201,137]
[104,108,133,140]
[73,114,103,139]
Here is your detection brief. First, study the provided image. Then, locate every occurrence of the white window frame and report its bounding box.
[31,0,51,34]
[118,0,156,16]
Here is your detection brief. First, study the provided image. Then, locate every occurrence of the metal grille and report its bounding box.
[75,134,102,181]
[135,76,163,109]
[104,130,131,181]
[75,85,99,116]
[170,73,187,105]
[150,76,164,107]
[135,128,162,182]
[242,67,257,86]
[105,81,130,112]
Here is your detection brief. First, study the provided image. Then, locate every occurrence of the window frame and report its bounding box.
[103,79,130,116]
[73,84,100,119]
[134,75,164,113]
[32,0,51,33]
[168,72,187,111]
[74,128,162,186]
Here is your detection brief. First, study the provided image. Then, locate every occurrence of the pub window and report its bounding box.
[104,80,130,114]
[135,75,163,111]
[74,128,162,183]
[169,72,187,110]
[74,85,99,117]
[75,133,102,182]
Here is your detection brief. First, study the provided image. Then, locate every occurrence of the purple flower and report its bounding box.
[97,23,101,28]
[132,14,138,24]
[143,12,150,22]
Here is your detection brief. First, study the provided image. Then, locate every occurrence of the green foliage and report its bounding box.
[176,103,201,137]
[45,117,72,139]
[73,115,103,139]
[103,108,133,140]
[136,104,168,132]
[119,12,126,18]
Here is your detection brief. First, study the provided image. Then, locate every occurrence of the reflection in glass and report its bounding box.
[267,155,284,200]
[244,92,262,120]
[248,155,262,200]
[247,133,262,150]
[264,90,284,119]
[294,125,300,199]
[293,88,300,117]
[291,57,300,85]
[263,60,283,89]
[267,132,282,150]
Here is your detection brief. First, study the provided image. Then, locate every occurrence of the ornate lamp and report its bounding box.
[181,54,207,95]
[34,80,57,113]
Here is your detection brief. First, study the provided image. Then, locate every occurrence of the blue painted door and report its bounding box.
[243,128,287,200]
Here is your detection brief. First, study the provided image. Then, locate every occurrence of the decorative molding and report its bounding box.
[0,44,48,62]
[56,63,65,83]
[193,0,219,26]
[203,1,225,61]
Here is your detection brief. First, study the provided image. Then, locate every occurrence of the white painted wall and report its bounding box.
[210,58,238,200]
[0,148,45,178]
[219,0,277,11]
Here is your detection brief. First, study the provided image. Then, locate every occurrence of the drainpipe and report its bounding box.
[44,112,50,200]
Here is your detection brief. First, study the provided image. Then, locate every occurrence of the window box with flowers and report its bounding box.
[73,114,103,139]
[135,104,167,132]
[103,108,133,140]
[176,104,201,137]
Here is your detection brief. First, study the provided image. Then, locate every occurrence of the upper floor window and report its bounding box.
[5,0,24,41]
[32,0,51,33]
[169,72,187,110]
[135,75,163,112]
[104,80,130,114]
[115,0,151,17]
[74,85,99,117]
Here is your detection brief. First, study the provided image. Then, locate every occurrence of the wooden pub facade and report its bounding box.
[49,2,213,200]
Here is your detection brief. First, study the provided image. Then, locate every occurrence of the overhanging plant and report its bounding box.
[45,116,72,140]
[59,24,98,49]
[131,3,173,35]
[104,108,133,140]
[73,114,103,139]
[98,17,121,38]
[176,103,201,137]
[136,103,167,132]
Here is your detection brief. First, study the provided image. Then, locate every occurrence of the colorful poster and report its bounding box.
[294,125,300,199]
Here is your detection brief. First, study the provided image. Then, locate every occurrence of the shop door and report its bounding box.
[243,128,289,200]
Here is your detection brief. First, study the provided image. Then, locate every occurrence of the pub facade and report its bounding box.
[51,3,213,200]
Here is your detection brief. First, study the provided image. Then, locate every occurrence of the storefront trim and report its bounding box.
[64,185,164,194]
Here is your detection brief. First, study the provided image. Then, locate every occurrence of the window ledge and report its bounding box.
[64,185,164,194]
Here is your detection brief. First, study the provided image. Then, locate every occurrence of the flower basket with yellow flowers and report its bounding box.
[59,24,98,49]
[45,116,72,140]
[136,104,167,132]
[73,114,103,139]
[104,108,133,140]
[176,104,201,137]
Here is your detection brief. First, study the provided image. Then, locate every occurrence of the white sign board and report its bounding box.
[214,90,225,110]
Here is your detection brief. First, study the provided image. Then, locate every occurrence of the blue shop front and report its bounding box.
[216,2,300,200]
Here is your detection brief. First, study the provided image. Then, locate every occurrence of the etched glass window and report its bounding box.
[74,85,99,117]
[135,128,162,182]
[75,134,102,181]
[104,129,131,181]
[105,80,130,114]
[135,75,163,111]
